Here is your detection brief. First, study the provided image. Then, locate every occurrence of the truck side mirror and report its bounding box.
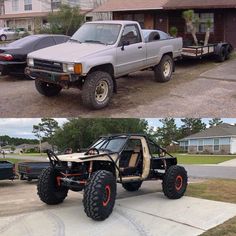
[121,41,129,51]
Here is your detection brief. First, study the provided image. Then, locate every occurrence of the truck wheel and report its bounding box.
[154,55,174,83]
[122,181,142,191]
[82,71,113,110]
[0,35,6,41]
[37,167,68,205]
[216,46,226,62]
[162,165,187,199]
[83,170,116,221]
[35,80,62,97]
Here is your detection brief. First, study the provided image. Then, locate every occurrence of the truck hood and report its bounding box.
[57,152,117,162]
[28,42,111,63]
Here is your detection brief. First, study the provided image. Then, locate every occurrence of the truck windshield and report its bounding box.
[71,23,121,45]
[91,137,126,152]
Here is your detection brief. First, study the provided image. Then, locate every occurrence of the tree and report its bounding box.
[155,118,179,146]
[204,19,213,46]
[53,118,150,152]
[41,4,84,36]
[182,10,199,46]
[179,118,206,138]
[33,118,59,151]
[209,118,223,127]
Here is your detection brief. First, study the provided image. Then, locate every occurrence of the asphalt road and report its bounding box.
[1,58,236,117]
[184,165,236,180]
[4,155,236,179]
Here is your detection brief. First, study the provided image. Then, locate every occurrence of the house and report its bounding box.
[0,0,111,32]
[179,123,236,154]
[14,142,57,153]
[95,0,236,47]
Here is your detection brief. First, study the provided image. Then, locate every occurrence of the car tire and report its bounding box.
[37,167,68,205]
[0,35,6,41]
[83,170,116,221]
[122,181,142,191]
[35,80,62,97]
[82,71,114,110]
[216,46,226,62]
[154,55,174,83]
[162,165,188,199]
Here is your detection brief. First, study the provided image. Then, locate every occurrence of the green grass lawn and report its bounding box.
[7,153,46,156]
[0,158,27,164]
[173,154,235,164]
[187,179,236,235]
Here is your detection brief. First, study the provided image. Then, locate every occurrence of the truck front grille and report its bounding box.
[34,59,63,73]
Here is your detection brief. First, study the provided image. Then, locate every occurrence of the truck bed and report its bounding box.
[18,161,50,181]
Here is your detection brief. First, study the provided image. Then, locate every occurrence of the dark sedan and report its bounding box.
[0,34,70,78]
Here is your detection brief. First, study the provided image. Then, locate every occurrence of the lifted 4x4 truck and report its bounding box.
[38,134,188,221]
[26,21,182,110]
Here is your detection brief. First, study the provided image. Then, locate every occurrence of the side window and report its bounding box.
[124,139,142,151]
[148,141,161,157]
[120,25,141,46]
[54,36,69,44]
[34,37,55,51]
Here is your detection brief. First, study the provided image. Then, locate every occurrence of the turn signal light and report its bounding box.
[74,64,82,75]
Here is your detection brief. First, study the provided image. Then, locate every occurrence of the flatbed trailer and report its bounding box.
[182,42,233,62]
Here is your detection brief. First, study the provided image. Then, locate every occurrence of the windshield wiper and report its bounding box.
[69,38,81,43]
[84,40,106,45]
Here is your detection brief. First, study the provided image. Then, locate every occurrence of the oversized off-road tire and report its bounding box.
[83,170,116,221]
[216,46,226,62]
[35,80,62,97]
[81,71,114,110]
[122,181,142,191]
[154,55,174,83]
[162,165,187,199]
[37,167,68,205]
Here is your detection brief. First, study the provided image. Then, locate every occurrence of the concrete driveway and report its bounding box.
[1,193,236,236]
[1,180,236,236]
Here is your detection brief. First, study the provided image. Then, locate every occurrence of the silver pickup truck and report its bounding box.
[26,21,182,109]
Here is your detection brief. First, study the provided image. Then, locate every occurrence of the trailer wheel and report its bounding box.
[82,71,114,110]
[83,170,116,221]
[35,80,62,97]
[162,165,187,199]
[225,45,232,60]
[154,55,174,83]
[216,46,226,62]
[37,167,68,205]
[122,181,142,191]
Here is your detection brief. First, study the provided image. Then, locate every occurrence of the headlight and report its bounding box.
[67,162,72,168]
[63,63,82,75]
[27,58,34,67]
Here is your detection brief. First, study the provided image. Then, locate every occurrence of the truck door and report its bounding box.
[116,24,146,76]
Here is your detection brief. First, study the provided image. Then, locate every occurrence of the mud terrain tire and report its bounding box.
[35,80,62,97]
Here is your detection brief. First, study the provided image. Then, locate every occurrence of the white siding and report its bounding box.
[231,138,236,154]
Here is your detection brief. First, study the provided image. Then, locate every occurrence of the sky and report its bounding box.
[1,118,236,139]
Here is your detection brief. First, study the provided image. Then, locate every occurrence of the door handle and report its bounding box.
[138,46,143,49]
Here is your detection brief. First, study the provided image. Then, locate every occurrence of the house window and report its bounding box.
[214,138,220,151]
[180,141,188,152]
[52,0,61,10]
[24,0,32,11]
[197,13,214,33]
[12,0,19,12]
[134,14,145,29]
[198,140,203,152]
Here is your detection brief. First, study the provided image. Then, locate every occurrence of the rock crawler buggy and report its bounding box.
[37,134,188,221]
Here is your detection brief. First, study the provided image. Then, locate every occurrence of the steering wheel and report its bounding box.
[86,147,100,155]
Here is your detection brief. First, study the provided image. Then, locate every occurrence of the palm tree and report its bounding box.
[182,10,199,46]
